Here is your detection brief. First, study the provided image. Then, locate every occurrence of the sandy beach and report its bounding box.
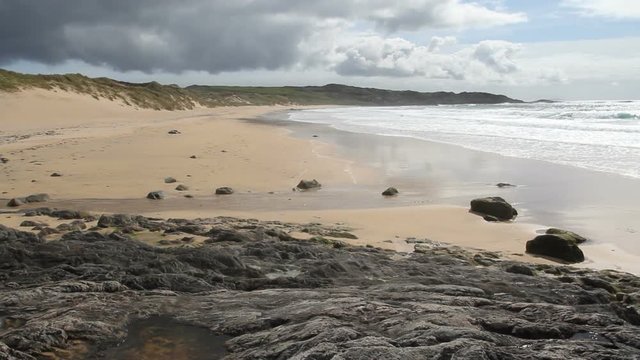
[1,89,638,273]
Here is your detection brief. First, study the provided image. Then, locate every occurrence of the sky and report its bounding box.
[1,0,639,100]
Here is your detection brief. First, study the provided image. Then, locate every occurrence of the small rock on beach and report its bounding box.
[215,187,234,195]
[296,179,321,190]
[146,191,165,200]
[382,187,399,196]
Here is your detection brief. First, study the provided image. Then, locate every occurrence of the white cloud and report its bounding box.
[471,40,520,73]
[365,0,527,31]
[427,36,457,52]
[313,34,562,85]
[562,0,640,19]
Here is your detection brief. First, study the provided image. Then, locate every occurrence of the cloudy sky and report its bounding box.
[2,0,639,100]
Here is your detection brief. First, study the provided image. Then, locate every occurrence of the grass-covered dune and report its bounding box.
[1,68,522,110]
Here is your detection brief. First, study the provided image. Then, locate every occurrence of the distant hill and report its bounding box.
[0,69,522,110]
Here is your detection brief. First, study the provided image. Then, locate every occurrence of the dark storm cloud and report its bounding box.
[0,0,315,73]
[0,0,526,74]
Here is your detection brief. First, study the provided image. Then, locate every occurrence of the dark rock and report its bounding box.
[611,304,640,325]
[0,157,8,163]
[296,179,321,190]
[168,129,181,134]
[184,194,194,198]
[19,220,47,228]
[56,220,87,232]
[38,227,59,237]
[7,194,50,207]
[98,214,142,228]
[206,229,254,243]
[50,172,62,177]
[189,155,197,159]
[526,234,585,263]
[381,187,399,196]
[24,194,50,203]
[504,264,535,276]
[581,276,617,294]
[164,177,177,184]
[546,228,588,244]
[215,187,234,195]
[51,209,93,220]
[6,198,25,207]
[470,197,518,221]
[482,215,500,222]
[175,184,189,191]
[175,224,207,236]
[22,208,51,217]
[496,182,516,188]
[146,191,165,200]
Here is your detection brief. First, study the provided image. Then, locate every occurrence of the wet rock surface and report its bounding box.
[1,212,639,359]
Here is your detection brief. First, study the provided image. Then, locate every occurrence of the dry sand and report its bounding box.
[0,89,374,199]
[1,89,635,274]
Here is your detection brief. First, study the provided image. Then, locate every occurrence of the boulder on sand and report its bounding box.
[296,179,321,190]
[164,177,177,184]
[526,234,585,263]
[470,197,518,221]
[215,187,234,195]
[7,193,50,207]
[146,191,165,200]
[175,184,189,191]
[382,187,399,196]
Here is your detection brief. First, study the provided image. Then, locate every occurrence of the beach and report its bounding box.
[1,89,639,273]
[3,89,640,359]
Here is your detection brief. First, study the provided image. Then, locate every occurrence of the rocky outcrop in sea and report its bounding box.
[1,210,639,359]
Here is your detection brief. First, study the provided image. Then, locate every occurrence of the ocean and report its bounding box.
[288,101,640,179]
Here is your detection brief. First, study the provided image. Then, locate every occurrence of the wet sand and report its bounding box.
[260,111,640,256]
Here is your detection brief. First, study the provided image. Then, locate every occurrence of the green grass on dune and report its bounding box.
[0,69,197,110]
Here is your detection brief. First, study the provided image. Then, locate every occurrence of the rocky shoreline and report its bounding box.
[0,209,639,359]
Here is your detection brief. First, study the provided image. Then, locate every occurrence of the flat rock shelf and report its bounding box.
[0,211,639,359]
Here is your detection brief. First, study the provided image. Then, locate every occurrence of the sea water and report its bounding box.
[288,101,640,179]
